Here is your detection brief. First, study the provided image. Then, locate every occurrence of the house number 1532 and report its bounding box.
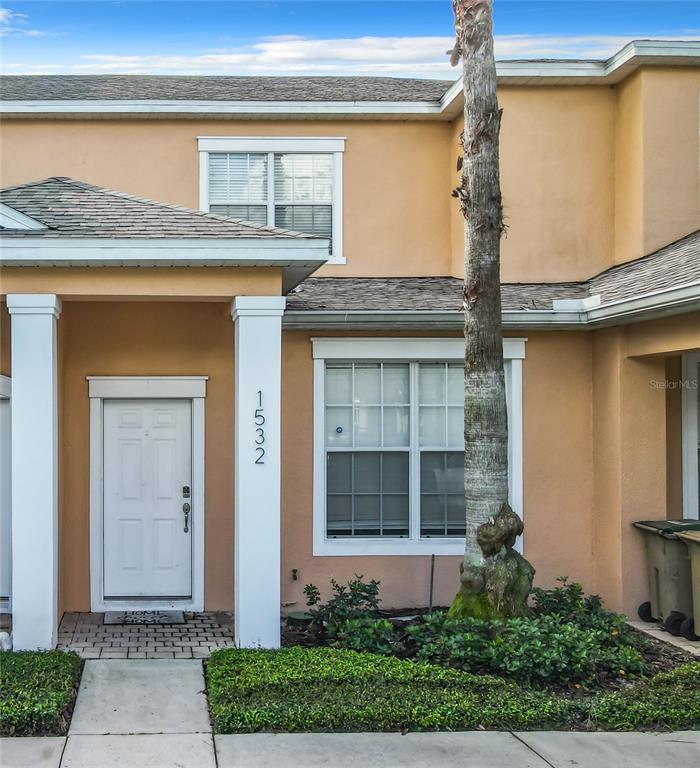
[254,390,265,464]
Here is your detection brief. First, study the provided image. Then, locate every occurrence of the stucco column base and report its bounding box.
[231,296,285,648]
[7,294,62,650]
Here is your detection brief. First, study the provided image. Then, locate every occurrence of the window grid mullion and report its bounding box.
[266,152,275,226]
[409,362,421,541]
[379,364,384,535]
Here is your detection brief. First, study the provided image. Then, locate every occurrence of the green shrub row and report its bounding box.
[0,650,82,736]
[207,646,582,733]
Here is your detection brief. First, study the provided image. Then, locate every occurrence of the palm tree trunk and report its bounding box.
[449,0,534,619]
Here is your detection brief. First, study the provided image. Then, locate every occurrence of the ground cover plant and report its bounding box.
[593,662,700,730]
[207,646,582,733]
[0,650,82,736]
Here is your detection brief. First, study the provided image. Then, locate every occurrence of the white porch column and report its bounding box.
[7,294,61,650]
[231,296,285,648]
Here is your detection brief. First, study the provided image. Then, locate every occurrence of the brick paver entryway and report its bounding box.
[57,612,235,659]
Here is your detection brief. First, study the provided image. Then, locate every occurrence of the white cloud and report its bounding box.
[4,32,700,77]
[0,6,57,38]
[68,34,700,77]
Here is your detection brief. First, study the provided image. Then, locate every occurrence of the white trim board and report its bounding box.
[0,375,10,400]
[0,203,47,230]
[197,136,346,153]
[0,236,330,292]
[312,336,526,360]
[682,352,700,519]
[88,376,206,612]
[311,337,525,556]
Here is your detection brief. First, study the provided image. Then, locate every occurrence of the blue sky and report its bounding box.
[1,1,699,76]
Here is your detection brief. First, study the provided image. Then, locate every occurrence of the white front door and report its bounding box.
[103,399,192,599]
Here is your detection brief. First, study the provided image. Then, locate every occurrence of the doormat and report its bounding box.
[103,610,185,625]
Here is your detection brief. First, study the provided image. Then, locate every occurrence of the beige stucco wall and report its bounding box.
[614,68,700,265]
[665,356,684,518]
[614,71,645,265]
[640,68,700,259]
[0,267,282,300]
[450,86,616,282]
[0,119,453,279]
[591,314,700,615]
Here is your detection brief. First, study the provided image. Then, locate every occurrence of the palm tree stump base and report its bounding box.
[448,550,535,620]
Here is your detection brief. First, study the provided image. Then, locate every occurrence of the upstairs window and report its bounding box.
[198,137,344,262]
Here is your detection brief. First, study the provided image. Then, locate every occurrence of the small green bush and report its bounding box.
[331,617,405,656]
[207,647,581,733]
[532,578,647,649]
[593,662,700,731]
[374,610,647,688]
[0,650,82,736]
[304,575,381,635]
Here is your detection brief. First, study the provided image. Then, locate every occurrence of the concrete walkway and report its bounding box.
[1,659,698,767]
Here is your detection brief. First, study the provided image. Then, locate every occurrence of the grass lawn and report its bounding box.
[0,650,82,736]
[207,646,582,733]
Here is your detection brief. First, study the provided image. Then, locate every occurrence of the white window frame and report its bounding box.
[312,338,526,556]
[198,136,345,265]
[87,376,207,612]
[682,352,700,519]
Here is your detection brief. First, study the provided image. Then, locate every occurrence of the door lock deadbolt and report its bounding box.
[182,486,191,498]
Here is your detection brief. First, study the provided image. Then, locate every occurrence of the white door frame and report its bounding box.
[88,376,207,612]
[0,374,11,614]
[682,352,700,519]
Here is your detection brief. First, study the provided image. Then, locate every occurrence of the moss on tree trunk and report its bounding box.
[449,550,535,620]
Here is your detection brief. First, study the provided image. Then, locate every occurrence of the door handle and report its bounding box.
[183,502,191,533]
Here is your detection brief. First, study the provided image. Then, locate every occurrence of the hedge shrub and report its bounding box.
[403,612,647,688]
[207,646,582,733]
[593,662,700,731]
[0,650,82,736]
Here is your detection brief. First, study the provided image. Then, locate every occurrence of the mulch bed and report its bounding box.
[629,626,696,674]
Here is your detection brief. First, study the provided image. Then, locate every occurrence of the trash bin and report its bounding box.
[676,529,700,642]
[632,519,700,635]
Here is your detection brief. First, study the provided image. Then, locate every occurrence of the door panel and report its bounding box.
[103,399,192,599]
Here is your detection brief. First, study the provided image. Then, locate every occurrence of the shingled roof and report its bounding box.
[0,177,313,239]
[0,75,454,103]
[288,229,700,312]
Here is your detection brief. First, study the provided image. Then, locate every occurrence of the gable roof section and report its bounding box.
[286,228,700,328]
[0,177,330,292]
[0,177,311,239]
[0,75,452,103]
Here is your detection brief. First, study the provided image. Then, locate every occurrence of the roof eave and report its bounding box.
[282,280,700,330]
[0,235,331,293]
[3,41,698,120]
